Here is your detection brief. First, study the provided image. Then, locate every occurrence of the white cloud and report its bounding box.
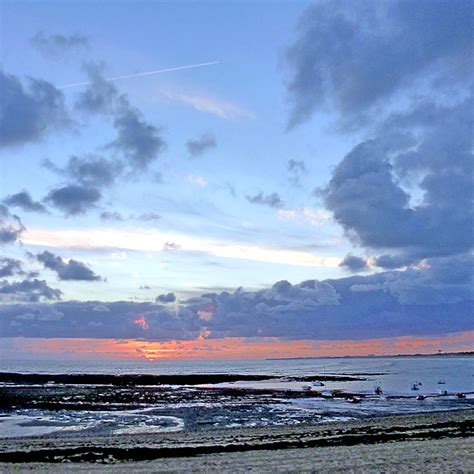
[23,227,342,268]
[159,89,254,120]
[278,208,332,225]
[109,251,128,261]
[187,174,208,187]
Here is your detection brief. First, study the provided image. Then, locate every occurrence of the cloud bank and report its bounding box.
[1,265,472,340]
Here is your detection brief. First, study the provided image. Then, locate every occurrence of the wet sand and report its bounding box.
[0,409,472,471]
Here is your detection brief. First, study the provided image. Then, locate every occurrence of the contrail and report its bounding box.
[58,61,220,89]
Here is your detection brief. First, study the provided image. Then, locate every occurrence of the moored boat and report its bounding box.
[321,390,334,398]
[347,396,361,403]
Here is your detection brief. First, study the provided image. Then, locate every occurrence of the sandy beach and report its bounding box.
[9,438,470,473]
[0,409,472,472]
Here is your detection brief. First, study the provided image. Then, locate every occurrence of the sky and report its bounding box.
[0,0,473,360]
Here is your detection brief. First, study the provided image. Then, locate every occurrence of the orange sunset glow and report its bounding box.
[133,314,150,330]
[3,331,473,361]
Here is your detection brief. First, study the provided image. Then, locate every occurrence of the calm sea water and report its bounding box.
[1,357,472,438]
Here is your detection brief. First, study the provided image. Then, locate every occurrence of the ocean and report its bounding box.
[1,356,472,438]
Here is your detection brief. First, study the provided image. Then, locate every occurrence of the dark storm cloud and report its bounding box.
[288,159,306,173]
[68,155,122,187]
[374,254,412,270]
[287,159,306,187]
[30,63,166,216]
[225,183,236,198]
[163,242,181,251]
[1,264,472,340]
[110,98,166,170]
[0,225,23,245]
[156,292,176,304]
[282,1,473,273]
[246,192,284,209]
[186,133,217,157]
[324,140,412,249]
[0,255,38,279]
[285,0,473,129]
[280,0,473,327]
[1,301,202,341]
[37,251,102,281]
[135,212,161,222]
[195,274,471,340]
[75,62,119,115]
[99,211,161,222]
[0,279,62,303]
[0,258,25,278]
[323,99,473,266]
[44,184,102,215]
[64,155,123,187]
[0,71,70,147]
[0,205,25,245]
[41,158,62,174]
[339,254,368,273]
[75,63,166,171]
[3,191,48,213]
[31,32,90,59]
[347,255,474,306]
[100,211,124,222]
[382,99,473,180]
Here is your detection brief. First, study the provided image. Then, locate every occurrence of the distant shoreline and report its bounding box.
[266,351,474,361]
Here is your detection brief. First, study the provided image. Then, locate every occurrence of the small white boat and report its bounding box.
[347,396,361,404]
[312,381,325,387]
[437,379,446,385]
[321,390,334,398]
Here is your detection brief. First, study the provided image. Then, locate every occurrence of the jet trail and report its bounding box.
[58,61,220,89]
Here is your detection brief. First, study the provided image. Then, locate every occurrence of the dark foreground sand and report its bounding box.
[5,437,470,473]
[0,409,472,472]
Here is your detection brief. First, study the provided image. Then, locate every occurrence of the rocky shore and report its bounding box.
[0,372,365,386]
